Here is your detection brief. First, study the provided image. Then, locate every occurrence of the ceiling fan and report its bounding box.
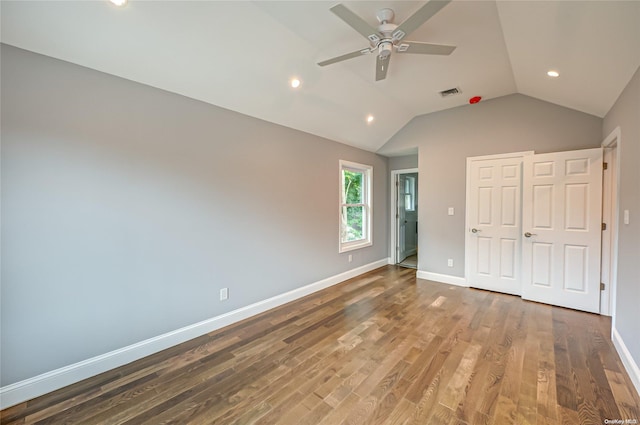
[318,0,456,81]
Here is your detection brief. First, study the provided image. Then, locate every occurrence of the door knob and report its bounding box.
[471,228,480,233]
[524,232,537,238]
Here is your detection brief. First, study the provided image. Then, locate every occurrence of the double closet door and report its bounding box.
[466,148,603,313]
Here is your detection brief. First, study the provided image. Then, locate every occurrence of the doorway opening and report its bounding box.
[391,169,419,269]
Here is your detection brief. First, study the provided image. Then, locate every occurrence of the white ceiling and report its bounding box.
[2,1,639,153]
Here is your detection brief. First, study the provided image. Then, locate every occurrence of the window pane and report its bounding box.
[405,176,415,211]
[343,170,363,204]
[341,205,365,242]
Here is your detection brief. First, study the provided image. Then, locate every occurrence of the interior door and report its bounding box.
[397,174,408,263]
[467,156,524,296]
[521,148,603,313]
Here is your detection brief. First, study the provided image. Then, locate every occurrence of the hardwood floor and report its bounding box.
[2,265,639,424]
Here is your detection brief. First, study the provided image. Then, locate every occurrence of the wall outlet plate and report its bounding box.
[220,288,229,301]
[447,259,454,267]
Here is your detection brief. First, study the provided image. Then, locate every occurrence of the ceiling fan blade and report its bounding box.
[318,49,370,67]
[376,54,391,81]
[392,0,451,41]
[396,41,456,55]
[330,4,382,43]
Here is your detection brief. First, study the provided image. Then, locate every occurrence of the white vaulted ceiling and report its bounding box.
[2,1,639,152]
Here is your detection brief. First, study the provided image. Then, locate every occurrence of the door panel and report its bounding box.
[521,148,602,313]
[564,245,587,292]
[532,243,552,286]
[478,187,493,224]
[467,156,524,295]
[533,185,553,227]
[501,187,517,225]
[477,237,491,274]
[500,238,516,278]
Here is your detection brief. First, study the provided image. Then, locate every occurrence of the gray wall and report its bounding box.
[378,93,602,277]
[603,66,640,371]
[0,45,389,385]
[389,154,418,171]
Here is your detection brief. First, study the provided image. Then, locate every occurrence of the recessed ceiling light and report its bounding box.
[366,115,374,124]
[547,70,560,78]
[290,78,301,88]
[109,0,127,6]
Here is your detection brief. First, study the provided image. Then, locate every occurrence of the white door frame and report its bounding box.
[464,151,534,288]
[390,168,419,265]
[601,127,621,318]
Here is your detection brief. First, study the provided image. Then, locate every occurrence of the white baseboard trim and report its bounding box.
[0,257,390,410]
[416,270,468,287]
[612,326,640,397]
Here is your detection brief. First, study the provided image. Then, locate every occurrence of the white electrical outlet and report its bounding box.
[348,254,353,263]
[447,259,454,267]
[624,209,630,225]
[448,207,454,216]
[220,288,229,301]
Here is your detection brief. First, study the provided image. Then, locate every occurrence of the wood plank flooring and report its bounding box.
[2,265,639,424]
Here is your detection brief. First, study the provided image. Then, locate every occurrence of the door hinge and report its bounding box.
[602,223,607,231]
[396,213,399,219]
[600,282,605,291]
[603,162,608,170]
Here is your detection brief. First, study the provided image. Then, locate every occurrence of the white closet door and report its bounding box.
[521,148,603,313]
[466,156,525,296]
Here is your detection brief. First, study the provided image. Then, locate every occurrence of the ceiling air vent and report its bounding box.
[439,87,461,98]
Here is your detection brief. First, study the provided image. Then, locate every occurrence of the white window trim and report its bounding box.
[339,160,373,253]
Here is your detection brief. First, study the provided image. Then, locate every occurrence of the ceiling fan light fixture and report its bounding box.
[547,70,560,78]
[290,78,301,88]
[378,42,393,59]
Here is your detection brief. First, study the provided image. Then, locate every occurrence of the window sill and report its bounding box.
[339,240,372,253]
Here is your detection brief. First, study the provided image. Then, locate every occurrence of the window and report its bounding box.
[339,160,372,252]
[404,176,416,211]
